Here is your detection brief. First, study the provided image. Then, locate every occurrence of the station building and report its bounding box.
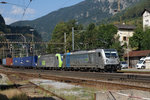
[124,50,150,68]
[115,24,136,46]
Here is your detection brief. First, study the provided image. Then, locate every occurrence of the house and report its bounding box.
[142,8,150,31]
[124,50,150,68]
[115,24,136,46]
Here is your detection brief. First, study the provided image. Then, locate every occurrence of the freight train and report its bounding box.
[2,49,120,72]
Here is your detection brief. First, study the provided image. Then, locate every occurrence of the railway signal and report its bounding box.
[30,46,33,53]
[9,44,13,52]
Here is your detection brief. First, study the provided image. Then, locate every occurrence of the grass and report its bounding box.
[62,95,78,100]
[10,93,28,100]
[0,93,28,100]
[0,89,21,98]
[0,88,29,100]
[6,81,13,85]
[50,86,96,100]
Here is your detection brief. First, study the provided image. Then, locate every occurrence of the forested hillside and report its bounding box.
[103,0,150,25]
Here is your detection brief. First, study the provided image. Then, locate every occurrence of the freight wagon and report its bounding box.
[13,56,38,68]
[2,58,13,67]
[2,58,6,65]
[6,58,13,66]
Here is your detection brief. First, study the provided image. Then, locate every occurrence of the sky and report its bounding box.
[0,0,84,25]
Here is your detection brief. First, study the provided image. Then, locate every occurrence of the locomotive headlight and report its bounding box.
[117,59,120,63]
[106,59,109,63]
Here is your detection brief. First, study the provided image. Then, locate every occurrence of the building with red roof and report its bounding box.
[124,50,150,68]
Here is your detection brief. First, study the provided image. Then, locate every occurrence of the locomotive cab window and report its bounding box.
[98,53,101,57]
[104,49,118,58]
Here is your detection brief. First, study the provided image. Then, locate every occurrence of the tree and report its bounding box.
[130,27,150,50]
[82,23,98,49]
[97,24,118,48]
[129,28,143,50]
[47,22,67,53]
[47,22,122,55]
[141,29,150,50]
[110,36,124,59]
[47,20,83,53]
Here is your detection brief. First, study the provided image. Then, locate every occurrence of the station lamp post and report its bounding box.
[30,29,34,55]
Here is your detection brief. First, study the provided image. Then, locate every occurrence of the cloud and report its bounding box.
[0,9,4,14]
[11,6,35,15]
[4,17,18,25]
[26,8,35,14]
[11,6,23,15]
[3,6,36,25]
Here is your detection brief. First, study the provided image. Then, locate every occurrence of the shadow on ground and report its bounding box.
[0,84,22,90]
[0,94,56,100]
[29,97,56,100]
[0,94,9,100]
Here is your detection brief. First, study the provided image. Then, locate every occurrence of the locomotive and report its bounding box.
[63,49,120,72]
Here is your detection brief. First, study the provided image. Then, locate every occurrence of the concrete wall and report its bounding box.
[125,57,141,68]
[129,57,140,68]
[117,29,134,46]
[145,60,150,69]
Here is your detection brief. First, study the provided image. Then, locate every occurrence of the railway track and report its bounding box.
[0,66,150,92]
[4,71,66,100]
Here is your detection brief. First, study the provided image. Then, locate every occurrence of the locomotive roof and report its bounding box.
[65,49,117,55]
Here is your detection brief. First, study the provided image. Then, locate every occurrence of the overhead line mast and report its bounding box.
[117,0,122,23]
[118,0,121,12]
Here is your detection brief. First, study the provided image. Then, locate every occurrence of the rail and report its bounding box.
[0,67,150,91]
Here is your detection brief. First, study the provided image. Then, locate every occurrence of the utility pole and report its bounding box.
[2,46,4,58]
[118,0,122,23]
[72,27,74,51]
[64,33,66,53]
[20,34,28,57]
[118,0,120,12]
[127,29,130,68]
[10,44,13,57]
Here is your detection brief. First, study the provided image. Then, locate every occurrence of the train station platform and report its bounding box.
[120,68,150,74]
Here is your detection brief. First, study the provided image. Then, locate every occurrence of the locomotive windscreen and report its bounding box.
[104,49,118,58]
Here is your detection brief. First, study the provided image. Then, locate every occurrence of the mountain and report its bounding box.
[0,14,42,43]
[0,14,9,33]
[101,0,149,25]
[0,14,5,24]
[11,0,141,41]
